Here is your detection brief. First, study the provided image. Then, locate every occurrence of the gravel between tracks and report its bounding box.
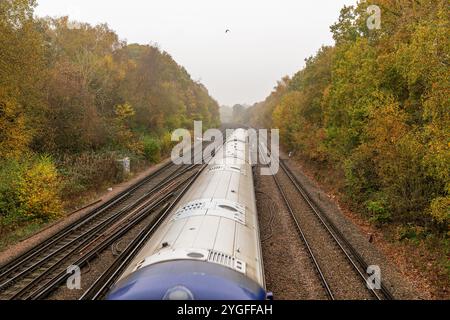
[32,166,196,300]
[276,165,373,299]
[48,205,166,300]
[257,149,420,300]
[256,168,328,300]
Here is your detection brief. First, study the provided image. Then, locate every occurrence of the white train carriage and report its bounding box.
[106,129,267,300]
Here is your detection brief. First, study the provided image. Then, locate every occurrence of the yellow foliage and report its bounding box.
[430,196,450,225]
[16,156,63,222]
[114,103,141,152]
[114,103,135,120]
[366,94,408,154]
[160,131,175,156]
[0,95,31,159]
[253,0,449,230]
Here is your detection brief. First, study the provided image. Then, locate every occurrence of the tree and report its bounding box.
[249,0,450,229]
[0,0,45,158]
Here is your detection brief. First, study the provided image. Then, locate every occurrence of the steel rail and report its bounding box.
[79,164,208,300]
[28,195,174,300]
[0,128,228,300]
[259,143,335,300]
[0,131,216,278]
[28,168,204,300]
[0,164,193,297]
[79,132,228,300]
[279,159,394,300]
[3,167,197,299]
[0,161,174,279]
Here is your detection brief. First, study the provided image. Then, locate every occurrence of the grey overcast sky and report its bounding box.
[35,0,357,106]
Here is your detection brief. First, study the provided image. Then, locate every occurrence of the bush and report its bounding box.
[0,155,63,228]
[160,132,175,156]
[367,199,392,225]
[343,145,379,204]
[141,136,161,163]
[17,156,63,221]
[0,160,22,223]
[57,152,122,199]
[429,195,450,230]
[397,225,429,243]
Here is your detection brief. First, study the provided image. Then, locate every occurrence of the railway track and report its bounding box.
[79,164,208,300]
[0,160,173,281]
[31,169,200,300]
[259,143,394,300]
[0,132,225,300]
[80,138,227,300]
[0,164,198,300]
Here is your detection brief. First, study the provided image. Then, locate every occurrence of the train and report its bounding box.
[106,128,269,300]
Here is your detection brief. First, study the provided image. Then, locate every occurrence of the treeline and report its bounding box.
[0,0,219,233]
[245,0,449,231]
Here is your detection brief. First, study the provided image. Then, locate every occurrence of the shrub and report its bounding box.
[397,225,428,243]
[160,132,175,156]
[57,152,122,199]
[0,155,63,228]
[0,160,23,223]
[343,145,379,204]
[429,195,450,230]
[141,136,161,163]
[16,155,63,222]
[367,199,392,225]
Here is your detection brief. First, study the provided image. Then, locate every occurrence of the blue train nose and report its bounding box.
[106,260,266,300]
